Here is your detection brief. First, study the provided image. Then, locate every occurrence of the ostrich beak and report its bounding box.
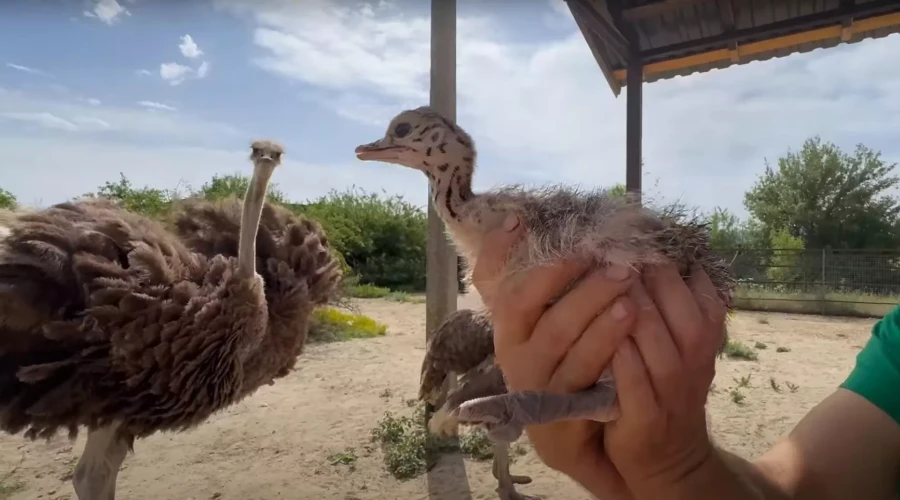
[355,138,403,161]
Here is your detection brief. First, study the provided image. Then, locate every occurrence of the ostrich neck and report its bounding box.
[428,156,475,227]
[237,164,275,279]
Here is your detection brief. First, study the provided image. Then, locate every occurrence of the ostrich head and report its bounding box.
[237,139,284,279]
[250,139,284,167]
[355,106,476,176]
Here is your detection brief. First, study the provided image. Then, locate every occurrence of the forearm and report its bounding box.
[627,447,790,500]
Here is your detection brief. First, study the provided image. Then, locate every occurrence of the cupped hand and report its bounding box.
[470,214,639,499]
[603,263,728,499]
[471,213,729,500]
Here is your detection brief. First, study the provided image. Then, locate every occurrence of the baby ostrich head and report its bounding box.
[237,139,284,279]
[355,106,477,223]
[355,106,475,175]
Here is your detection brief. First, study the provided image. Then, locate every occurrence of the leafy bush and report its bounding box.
[347,283,392,298]
[0,188,16,210]
[307,307,388,343]
[292,187,428,291]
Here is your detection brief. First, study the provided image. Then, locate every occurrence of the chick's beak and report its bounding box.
[355,137,402,161]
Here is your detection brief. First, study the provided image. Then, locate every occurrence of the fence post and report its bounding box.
[819,246,831,315]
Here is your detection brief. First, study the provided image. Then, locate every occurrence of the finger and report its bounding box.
[686,265,729,362]
[471,213,525,305]
[547,295,636,393]
[642,263,705,358]
[522,265,635,385]
[687,264,728,327]
[610,337,657,425]
[628,279,685,405]
[492,258,591,356]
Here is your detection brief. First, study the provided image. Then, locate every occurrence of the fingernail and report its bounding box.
[606,264,629,281]
[503,214,519,232]
[610,300,628,320]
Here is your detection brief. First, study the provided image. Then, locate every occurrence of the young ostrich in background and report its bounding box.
[356,107,735,500]
[0,141,338,500]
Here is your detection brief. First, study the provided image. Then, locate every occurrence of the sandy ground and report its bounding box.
[0,293,880,500]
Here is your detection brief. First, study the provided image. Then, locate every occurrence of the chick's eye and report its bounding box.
[393,122,412,138]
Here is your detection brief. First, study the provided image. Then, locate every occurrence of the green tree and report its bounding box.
[608,183,627,197]
[766,228,805,284]
[292,187,428,291]
[744,137,900,249]
[196,173,287,204]
[704,208,769,251]
[89,173,175,218]
[0,188,16,209]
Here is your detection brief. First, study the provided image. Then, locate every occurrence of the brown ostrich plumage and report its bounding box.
[0,140,341,500]
[168,196,342,392]
[357,106,736,500]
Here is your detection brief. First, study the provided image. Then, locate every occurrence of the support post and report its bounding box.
[425,7,472,498]
[426,0,458,348]
[625,57,643,200]
[425,0,459,420]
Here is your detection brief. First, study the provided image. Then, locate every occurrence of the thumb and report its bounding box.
[472,213,524,305]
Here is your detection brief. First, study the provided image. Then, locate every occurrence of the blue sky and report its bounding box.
[1,0,899,218]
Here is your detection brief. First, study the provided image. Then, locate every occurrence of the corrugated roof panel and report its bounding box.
[641,27,900,84]
[568,0,900,95]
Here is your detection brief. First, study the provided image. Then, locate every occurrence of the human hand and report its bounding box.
[603,264,728,499]
[470,213,640,499]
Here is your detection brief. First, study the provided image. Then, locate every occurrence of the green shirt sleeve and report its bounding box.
[840,305,900,425]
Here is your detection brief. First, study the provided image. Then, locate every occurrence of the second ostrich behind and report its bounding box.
[357,107,735,500]
[0,140,341,500]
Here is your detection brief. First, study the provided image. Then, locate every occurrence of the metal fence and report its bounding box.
[714,248,900,318]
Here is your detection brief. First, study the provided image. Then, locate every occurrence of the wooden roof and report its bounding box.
[566,0,900,96]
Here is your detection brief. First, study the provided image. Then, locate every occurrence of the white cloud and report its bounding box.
[85,98,102,106]
[159,62,192,86]
[179,35,204,59]
[72,116,113,130]
[214,0,900,217]
[0,88,239,140]
[5,63,51,77]
[196,61,210,79]
[83,0,129,25]
[137,100,177,111]
[0,112,79,131]
[136,69,153,76]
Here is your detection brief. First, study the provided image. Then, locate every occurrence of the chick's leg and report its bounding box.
[455,372,618,438]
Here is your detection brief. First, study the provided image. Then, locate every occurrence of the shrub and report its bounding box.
[347,284,392,299]
[307,307,388,343]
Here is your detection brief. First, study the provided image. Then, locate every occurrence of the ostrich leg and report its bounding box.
[456,370,619,441]
[73,425,131,500]
[493,442,539,500]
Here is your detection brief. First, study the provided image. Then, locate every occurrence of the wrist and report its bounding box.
[630,447,763,500]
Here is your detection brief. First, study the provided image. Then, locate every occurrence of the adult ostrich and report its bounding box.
[0,140,339,499]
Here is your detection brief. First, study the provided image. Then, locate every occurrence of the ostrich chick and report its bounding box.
[355,107,735,447]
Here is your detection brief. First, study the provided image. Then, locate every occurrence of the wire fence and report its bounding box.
[714,248,900,318]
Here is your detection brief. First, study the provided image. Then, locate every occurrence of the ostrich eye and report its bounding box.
[393,122,412,138]
[251,147,259,155]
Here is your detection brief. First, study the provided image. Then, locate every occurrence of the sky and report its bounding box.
[1,0,899,218]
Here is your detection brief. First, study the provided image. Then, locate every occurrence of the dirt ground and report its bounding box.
[0,293,880,500]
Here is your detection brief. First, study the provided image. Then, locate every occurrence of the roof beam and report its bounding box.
[566,0,632,60]
[622,0,708,22]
